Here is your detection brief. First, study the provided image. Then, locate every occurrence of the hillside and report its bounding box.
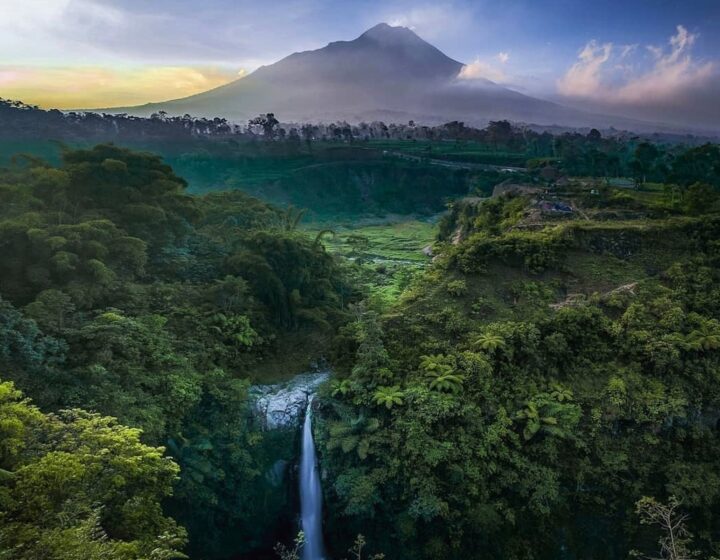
[317,183,720,559]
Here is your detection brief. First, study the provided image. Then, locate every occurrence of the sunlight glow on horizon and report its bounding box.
[0,65,244,109]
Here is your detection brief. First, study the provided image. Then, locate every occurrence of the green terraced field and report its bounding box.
[310,218,437,262]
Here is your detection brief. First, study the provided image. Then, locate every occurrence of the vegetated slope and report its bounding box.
[165,143,481,219]
[255,160,472,217]
[105,24,634,129]
[318,189,720,560]
[0,145,357,558]
[2,136,720,559]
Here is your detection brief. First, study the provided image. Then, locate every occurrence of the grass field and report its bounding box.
[307,217,439,305]
[315,218,437,262]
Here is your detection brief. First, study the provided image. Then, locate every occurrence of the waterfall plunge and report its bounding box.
[300,399,325,560]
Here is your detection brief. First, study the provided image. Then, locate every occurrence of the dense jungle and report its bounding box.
[1,100,719,560]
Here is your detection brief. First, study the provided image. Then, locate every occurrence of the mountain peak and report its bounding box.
[359,22,423,45]
[126,22,602,130]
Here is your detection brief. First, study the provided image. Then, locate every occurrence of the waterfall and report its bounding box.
[300,399,325,560]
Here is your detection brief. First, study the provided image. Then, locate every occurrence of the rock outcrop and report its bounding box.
[249,372,330,430]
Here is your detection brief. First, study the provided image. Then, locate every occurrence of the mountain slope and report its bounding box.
[105,23,643,128]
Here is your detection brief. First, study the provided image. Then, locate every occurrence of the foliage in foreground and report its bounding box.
[0,380,186,560]
[275,532,384,560]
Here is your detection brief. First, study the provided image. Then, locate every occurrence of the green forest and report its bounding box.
[1,123,720,560]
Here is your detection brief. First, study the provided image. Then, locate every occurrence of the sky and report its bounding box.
[1,0,719,126]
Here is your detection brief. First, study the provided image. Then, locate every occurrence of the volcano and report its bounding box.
[108,23,642,128]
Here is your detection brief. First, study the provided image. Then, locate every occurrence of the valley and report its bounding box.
[1,127,719,559]
[1,11,720,559]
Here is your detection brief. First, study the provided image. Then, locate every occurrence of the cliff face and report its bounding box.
[249,372,329,429]
[206,372,329,558]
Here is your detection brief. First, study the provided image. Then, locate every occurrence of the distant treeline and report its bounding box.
[3,98,720,215]
[2,97,716,147]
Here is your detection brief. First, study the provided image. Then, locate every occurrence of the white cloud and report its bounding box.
[557,40,612,96]
[382,2,474,40]
[557,25,715,104]
[458,57,507,82]
[0,0,69,60]
[0,0,125,61]
[646,45,664,59]
[619,44,637,59]
[0,0,70,30]
[496,52,509,64]
[0,0,321,68]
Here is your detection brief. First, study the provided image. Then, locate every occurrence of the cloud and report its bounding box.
[555,25,720,129]
[0,0,323,68]
[619,44,637,59]
[0,0,71,32]
[458,57,508,82]
[612,26,715,104]
[0,0,126,62]
[558,25,715,104]
[458,52,512,83]
[381,2,474,41]
[557,40,612,96]
[0,65,240,109]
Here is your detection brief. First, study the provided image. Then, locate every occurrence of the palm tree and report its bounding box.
[515,401,559,441]
[330,379,353,397]
[373,386,404,409]
[427,371,465,393]
[419,354,454,376]
[281,205,306,231]
[313,229,335,248]
[327,415,380,459]
[419,354,465,393]
[475,333,505,352]
[686,322,720,351]
[515,394,579,441]
[548,383,573,403]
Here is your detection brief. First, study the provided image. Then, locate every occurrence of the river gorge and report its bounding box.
[247,372,330,559]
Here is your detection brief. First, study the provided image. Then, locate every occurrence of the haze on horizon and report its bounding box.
[1,0,719,130]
